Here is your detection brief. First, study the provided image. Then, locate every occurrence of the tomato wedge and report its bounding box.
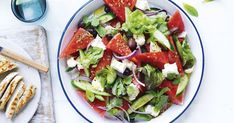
[77,91,106,116]
[168,11,185,34]
[101,36,110,46]
[90,37,113,79]
[104,0,136,21]
[106,33,132,56]
[134,52,169,69]
[60,28,94,58]
[110,18,121,27]
[159,80,184,105]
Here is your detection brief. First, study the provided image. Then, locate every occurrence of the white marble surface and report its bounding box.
[0,0,234,123]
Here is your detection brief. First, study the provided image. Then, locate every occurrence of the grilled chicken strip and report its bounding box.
[5,81,26,119]
[15,84,36,114]
[0,58,17,75]
[0,72,18,98]
[0,75,23,110]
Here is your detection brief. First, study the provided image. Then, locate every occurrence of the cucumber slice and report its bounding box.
[95,26,107,37]
[93,6,106,17]
[71,80,111,96]
[95,95,105,101]
[174,36,183,60]
[86,90,95,102]
[176,74,189,96]
[98,13,115,24]
[154,30,172,50]
[127,94,154,114]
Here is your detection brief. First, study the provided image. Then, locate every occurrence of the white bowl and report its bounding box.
[57,0,205,122]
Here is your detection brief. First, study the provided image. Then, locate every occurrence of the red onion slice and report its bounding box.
[117,106,130,122]
[132,67,145,87]
[97,106,107,111]
[113,49,138,60]
[144,9,168,16]
[169,27,179,34]
[113,46,141,60]
[78,75,92,82]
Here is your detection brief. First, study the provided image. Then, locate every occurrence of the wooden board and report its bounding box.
[0,26,55,123]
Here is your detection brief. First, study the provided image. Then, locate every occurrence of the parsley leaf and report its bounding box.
[142,64,165,90]
[107,97,123,111]
[203,0,214,3]
[183,3,199,17]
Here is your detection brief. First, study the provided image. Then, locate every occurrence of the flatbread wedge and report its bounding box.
[0,75,23,110]
[5,81,26,119]
[15,84,36,114]
[0,72,18,98]
[0,57,17,75]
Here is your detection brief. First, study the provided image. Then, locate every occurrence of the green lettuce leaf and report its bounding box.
[112,78,126,97]
[96,66,117,85]
[122,9,157,35]
[79,47,104,76]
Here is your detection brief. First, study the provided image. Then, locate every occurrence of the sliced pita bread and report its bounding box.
[0,58,17,75]
[0,75,23,110]
[15,84,36,114]
[5,81,26,119]
[0,72,18,98]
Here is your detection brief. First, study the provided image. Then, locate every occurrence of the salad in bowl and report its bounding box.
[58,0,200,122]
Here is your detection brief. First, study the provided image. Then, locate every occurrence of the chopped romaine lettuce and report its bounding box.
[112,78,126,97]
[78,47,104,76]
[96,66,117,85]
[122,9,154,35]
